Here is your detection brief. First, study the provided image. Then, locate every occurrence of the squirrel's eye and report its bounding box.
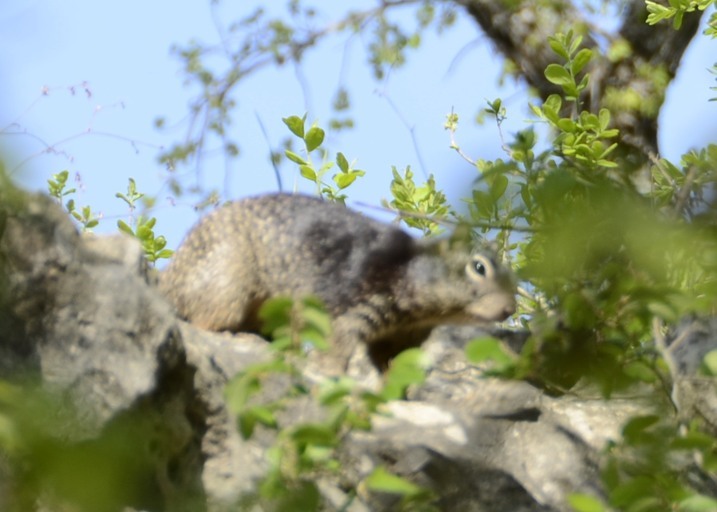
[467,255,491,280]
[473,261,486,276]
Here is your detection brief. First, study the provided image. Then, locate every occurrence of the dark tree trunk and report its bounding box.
[459,0,704,164]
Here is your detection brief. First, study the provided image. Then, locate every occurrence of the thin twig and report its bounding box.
[672,164,698,219]
[355,200,538,233]
[254,112,283,192]
[379,91,430,180]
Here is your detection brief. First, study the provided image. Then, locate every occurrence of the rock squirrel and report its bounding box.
[159,193,516,369]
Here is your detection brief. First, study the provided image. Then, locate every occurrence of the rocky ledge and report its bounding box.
[0,190,713,512]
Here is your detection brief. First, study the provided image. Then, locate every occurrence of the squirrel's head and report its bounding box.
[407,235,517,324]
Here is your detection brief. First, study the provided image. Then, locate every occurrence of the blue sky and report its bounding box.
[1,1,715,250]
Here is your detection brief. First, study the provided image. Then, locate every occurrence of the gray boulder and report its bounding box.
[0,190,680,511]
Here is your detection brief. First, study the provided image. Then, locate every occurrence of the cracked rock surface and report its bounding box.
[0,191,672,511]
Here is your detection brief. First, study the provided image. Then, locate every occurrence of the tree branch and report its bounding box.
[458,0,594,99]
[606,0,704,155]
[458,0,704,159]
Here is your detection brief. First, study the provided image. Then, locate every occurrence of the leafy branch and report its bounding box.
[282,115,365,203]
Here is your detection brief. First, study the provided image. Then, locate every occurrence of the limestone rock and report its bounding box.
[0,189,679,512]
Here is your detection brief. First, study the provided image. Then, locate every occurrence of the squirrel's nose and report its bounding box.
[497,299,516,320]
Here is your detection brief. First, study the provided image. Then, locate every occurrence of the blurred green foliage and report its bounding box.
[115,178,174,263]
[454,29,717,510]
[282,114,366,203]
[47,170,100,231]
[1,0,716,510]
[0,381,176,512]
[226,297,435,511]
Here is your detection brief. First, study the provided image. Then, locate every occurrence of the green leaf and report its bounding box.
[529,103,544,120]
[271,481,321,512]
[55,169,69,184]
[153,235,167,250]
[225,375,259,415]
[304,126,325,152]
[336,151,349,172]
[568,493,606,512]
[117,220,134,236]
[318,378,354,406]
[545,64,573,87]
[678,495,717,512]
[543,94,562,121]
[486,97,503,115]
[609,476,655,507]
[238,406,277,439]
[334,172,358,189]
[557,118,576,132]
[597,159,618,168]
[364,466,424,496]
[598,108,611,131]
[578,70,591,88]
[645,2,673,25]
[291,423,337,447]
[301,302,332,339]
[130,178,140,196]
[673,9,684,29]
[381,348,428,401]
[568,31,582,55]
[135,226,152,241]
[282,115,305,138]
[465,337,514,371]
[671,430,715,450]
[284,150,307,165]
[622,415,660,444]
[602,128,619,138]
[489,174,509,200]
[237,412,256,439]
[571,48,593,76]
[622,361,656,382]
[250,406,278,429]
[548,37,569,60]
[300,165,317,182]
[701,349,717,376]
[258,296,294,335]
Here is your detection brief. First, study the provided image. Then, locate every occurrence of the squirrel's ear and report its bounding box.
[414,222,476,255]
[447,222,475,251]
[415,234,447,255]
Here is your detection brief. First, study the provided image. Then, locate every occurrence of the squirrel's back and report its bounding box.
[159,193,516,367]
[159,194,417,331]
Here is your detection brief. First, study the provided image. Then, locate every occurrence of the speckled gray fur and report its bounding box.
[159,193,516,368]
